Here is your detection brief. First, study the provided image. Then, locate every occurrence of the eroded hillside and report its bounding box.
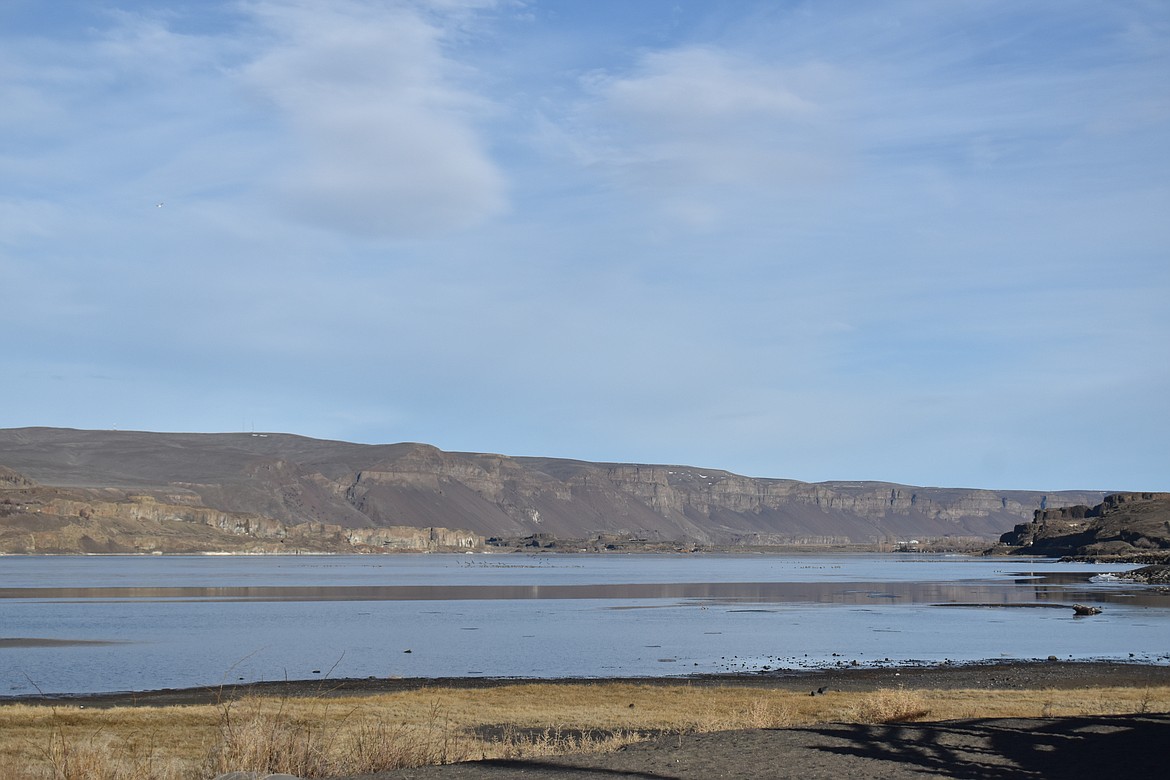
[0,427,1108,554]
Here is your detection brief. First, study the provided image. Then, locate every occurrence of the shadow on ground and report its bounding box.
[807,713,1169,779]
[336,713,1170,779]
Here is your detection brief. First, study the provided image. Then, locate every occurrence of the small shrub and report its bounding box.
[335,701,475,772]
[487,724,643,761]
[39,726,182,780]
[846,687,930,723]
[203,697,329,777]
[744,697,794,729]
[203,696,474,778]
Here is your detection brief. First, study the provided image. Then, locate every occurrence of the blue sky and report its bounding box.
[2,0,1167,491]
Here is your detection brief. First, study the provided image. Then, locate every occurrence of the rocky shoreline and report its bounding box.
[9,659,1170,710]
[1120,564,1170,584]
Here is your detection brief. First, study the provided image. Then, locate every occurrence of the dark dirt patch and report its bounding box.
[334,713,1170,780]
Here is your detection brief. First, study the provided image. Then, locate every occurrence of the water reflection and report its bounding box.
[1,575,1162,607]
[0,638,124,648]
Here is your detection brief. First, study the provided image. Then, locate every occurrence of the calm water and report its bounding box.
[1,553,1167,696]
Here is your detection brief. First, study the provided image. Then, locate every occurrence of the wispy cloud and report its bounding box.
[562,46,846,230]
[240,0,507,236]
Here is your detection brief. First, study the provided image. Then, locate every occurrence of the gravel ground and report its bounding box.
[327,712,1170,780]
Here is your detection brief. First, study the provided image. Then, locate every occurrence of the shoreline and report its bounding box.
[8,659,1170,709]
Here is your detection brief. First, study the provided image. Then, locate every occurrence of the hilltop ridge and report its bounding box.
[0,427,1107,554]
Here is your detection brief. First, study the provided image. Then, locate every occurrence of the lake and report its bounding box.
[1,553,1167,696]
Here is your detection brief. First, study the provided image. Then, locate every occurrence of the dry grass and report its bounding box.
[202,696,477,777]
[2,683,1168,779]
[842,687,932,723]
[0,702,213,780]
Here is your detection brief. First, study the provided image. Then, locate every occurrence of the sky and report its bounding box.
[1,0,1167,491]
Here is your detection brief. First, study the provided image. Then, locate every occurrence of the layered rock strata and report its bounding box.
[0,427,1110,554]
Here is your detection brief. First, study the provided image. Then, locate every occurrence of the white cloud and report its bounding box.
[589,47,816,127]
[566,46,847,229]
[240,0,507,237]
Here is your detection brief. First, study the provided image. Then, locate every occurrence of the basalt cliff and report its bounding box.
[994,492,1170,561]
[0,427,1107,554]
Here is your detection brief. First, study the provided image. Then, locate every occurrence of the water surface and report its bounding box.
[1,553,1165,695]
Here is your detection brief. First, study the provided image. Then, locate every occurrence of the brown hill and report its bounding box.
[0,427,1106,554]
[995,492,1170,561]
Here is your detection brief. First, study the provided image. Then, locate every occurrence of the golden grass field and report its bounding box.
[2,682,1169,779]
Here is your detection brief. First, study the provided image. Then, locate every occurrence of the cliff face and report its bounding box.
[0,480,480,555]
[996,492,1170,558]
[502,460,1101,546]
[0,427,1109,553]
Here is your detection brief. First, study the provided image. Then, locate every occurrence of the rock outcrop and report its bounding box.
[0,427,1111,554]
[0,477,480,555]
[993,492,1170,560]
[1124,565,1170,584]
[0,465,35,489]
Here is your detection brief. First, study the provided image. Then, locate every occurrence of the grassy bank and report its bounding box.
[3,682,1168,779]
